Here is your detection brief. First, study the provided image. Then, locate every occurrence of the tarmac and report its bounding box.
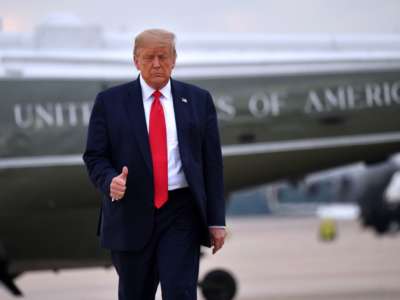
[1,216,400,300]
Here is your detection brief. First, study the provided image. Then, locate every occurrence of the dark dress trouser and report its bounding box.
[111,188,202,300]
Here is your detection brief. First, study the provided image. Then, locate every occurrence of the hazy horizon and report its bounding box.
[1,0,400,34]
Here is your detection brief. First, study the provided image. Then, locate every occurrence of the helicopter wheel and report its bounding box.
[199,269,237,300]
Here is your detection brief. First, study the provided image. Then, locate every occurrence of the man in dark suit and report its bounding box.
[83,29,226,300]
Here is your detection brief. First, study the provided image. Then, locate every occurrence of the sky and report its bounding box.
[1,0,400,34]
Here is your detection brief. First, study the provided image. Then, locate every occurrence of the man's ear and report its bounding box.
[172,54,177,69]
[133,54,139,69]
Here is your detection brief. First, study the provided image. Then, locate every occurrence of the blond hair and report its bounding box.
[134,29,176,57]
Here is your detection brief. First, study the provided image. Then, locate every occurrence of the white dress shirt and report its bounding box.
[139,76,188,190]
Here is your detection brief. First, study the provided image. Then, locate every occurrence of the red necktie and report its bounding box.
[149,90,168,208]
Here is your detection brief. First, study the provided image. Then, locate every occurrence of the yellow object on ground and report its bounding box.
[319,218,337,241]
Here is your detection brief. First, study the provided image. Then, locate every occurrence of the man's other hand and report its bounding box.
[209,227,226,254]
[110,166,128,201]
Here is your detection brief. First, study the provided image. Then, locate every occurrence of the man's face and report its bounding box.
[134,41,176,90]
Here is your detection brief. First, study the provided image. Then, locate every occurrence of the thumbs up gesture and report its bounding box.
[110,166,128,201]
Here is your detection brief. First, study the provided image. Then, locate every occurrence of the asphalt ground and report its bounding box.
[1,217,399,300]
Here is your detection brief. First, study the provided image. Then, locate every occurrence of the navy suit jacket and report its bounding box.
[83,77,225,251]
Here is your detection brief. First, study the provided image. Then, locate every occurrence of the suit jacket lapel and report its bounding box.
[171,79,191,163]
[124,78,153,172]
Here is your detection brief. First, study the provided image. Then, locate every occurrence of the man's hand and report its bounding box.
[110,166,128,201]
[209,227,226,254]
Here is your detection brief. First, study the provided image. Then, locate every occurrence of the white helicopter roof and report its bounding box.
[1,19,400,79]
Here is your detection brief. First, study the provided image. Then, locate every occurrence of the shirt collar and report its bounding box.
[139,75,172,101]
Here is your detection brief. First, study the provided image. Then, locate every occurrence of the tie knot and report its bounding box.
[153,90,162,99]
